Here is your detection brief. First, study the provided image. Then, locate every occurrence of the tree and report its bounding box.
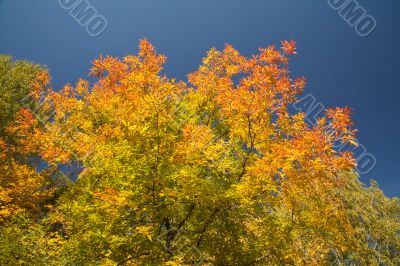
[0,55,45,137]
[0,55,53,221]
[0,56,57,264]
[0,41,399,265]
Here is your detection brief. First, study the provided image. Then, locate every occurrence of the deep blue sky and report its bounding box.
[0,0,399,196]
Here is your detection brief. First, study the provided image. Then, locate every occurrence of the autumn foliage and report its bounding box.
[0,41,399,265]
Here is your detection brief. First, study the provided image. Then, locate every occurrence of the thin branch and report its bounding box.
[177,203,196,230]
[195,207,220,247]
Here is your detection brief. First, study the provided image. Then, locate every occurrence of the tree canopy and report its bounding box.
[0,41,399,265]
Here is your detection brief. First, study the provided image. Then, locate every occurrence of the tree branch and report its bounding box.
[195,207,220,247]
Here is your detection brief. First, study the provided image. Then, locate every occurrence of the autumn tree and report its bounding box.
[0,55,47,137]
[0,41,399,265]
[0,56,58,264]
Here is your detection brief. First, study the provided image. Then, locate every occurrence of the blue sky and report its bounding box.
[0,0,399,196]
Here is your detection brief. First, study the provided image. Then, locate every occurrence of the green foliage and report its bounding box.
[0,55,45,138]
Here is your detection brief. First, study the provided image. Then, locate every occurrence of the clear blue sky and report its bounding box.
[0,0,399,196]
